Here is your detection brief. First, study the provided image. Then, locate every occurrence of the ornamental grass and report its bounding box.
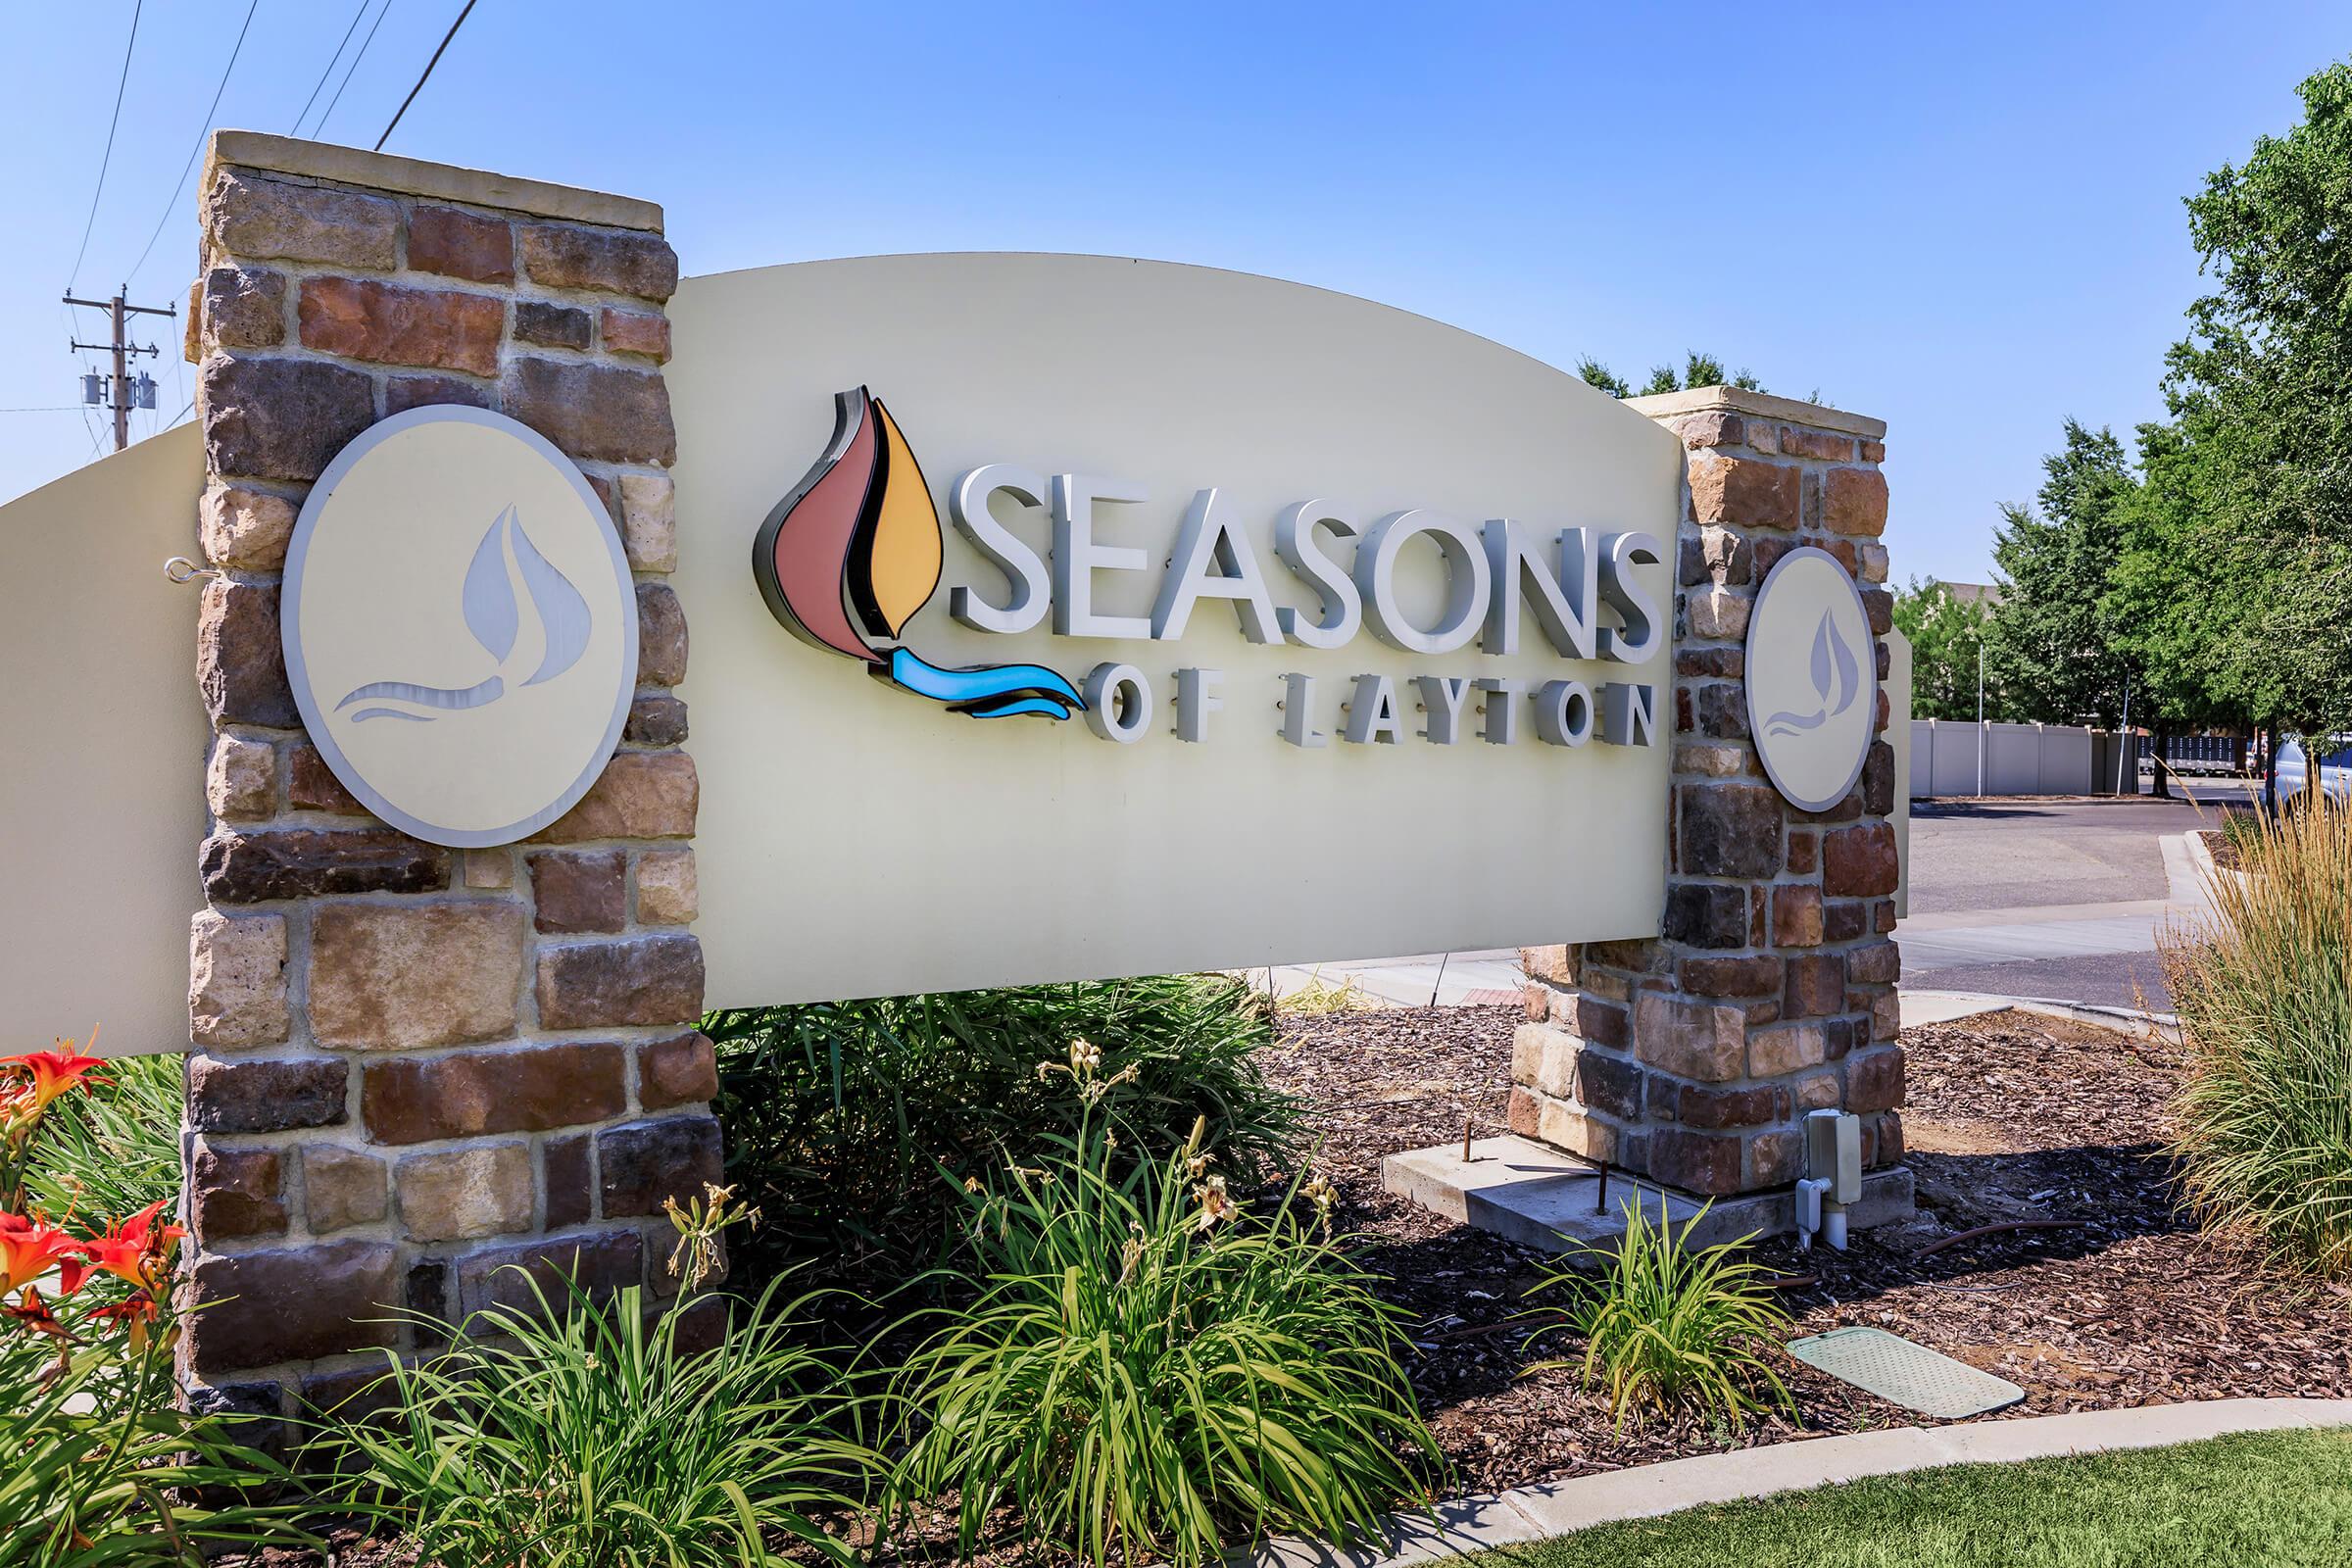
[319,1185,890,1568]
[891,1042,1440,1568]
[2166,797,2352,1275]
[1527,1199,1793,1432]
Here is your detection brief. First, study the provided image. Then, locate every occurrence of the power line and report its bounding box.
[314,0,395,139]
[67,0,144,290]
[290,0,370,135]
[125,0,262,287]
[375,0,474,151]
[66,291,175,452]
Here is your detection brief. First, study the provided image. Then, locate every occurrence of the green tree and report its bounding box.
[2103,419,2250,794]
[1982,420,2138,727]
[1577,352,1765,399]
[2162,58,2352,740]
[1890,577,1995,720]
[1574,357,1632,398]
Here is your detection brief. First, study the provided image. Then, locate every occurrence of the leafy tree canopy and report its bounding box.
[1890,577,1996,721]
[1576,352,1764,399]
[1982,420,2138,727]
[2161,59,2352,734]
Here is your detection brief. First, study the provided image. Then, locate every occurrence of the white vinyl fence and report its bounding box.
[1909,720,2136,798]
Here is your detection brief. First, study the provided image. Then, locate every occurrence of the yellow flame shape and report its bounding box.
[866,400,944,641]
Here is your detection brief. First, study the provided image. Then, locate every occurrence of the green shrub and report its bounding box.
[892,1052,1438,1568]
[2167,799,2352,1274]
[321,1270,887,1568]
[707,974,1299,1282]
[1529,1200,1792,1431]
[18,1048,180,1224]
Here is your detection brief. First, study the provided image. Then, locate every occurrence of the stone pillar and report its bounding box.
[1516,388,1905,1201]
[178,133,714,1420]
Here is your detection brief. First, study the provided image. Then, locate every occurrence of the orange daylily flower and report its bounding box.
[88,1288,163,1351]
[4,1284,72,1348]
[0,1212,81,1297]
[0,1030,109,1117]
[74,1200,182,1292]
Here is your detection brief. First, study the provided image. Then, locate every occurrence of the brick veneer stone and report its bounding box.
[178,133,716,1416]
[1516,389,1905,1197]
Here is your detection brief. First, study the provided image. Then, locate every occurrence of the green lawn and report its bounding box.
[1485,1429,2352,1568]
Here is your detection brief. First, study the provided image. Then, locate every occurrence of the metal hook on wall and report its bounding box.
[164,556,223,585]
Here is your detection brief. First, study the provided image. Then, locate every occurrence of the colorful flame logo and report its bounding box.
[1762,609,1862,738]
[754,387,1084,720]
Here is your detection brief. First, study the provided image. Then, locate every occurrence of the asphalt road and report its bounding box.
[1904,783,2244,916]
[1897,780,2255,1010]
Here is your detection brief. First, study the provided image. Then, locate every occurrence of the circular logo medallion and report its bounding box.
[281,407,639,848]
[1744,546,1877,813]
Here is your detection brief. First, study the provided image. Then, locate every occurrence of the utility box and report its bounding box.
[1806,1108,1861,1204]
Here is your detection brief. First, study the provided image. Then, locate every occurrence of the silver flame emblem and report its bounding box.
[1762,610,1861,738]
[336,506,591,723]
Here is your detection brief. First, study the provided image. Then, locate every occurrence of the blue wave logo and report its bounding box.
[1763,610,1861,738]
[337,506,591,723]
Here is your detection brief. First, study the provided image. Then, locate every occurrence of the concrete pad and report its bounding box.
[1382,1134,1914,1252]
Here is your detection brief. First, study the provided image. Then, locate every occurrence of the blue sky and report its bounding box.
[3,1,2343,585]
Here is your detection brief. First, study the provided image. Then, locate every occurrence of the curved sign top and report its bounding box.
[665,253,1687,1004]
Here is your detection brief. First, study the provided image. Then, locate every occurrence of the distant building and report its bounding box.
[1940,580,2002,607]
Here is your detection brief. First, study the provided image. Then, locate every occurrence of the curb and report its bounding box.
[1999,994,2181,1046]
[1253,1398,2352,1568]
[1899,988,2180,1046]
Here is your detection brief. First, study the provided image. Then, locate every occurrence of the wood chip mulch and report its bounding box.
[1266,1002,2352,1495]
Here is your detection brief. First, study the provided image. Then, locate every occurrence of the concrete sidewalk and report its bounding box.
[1255,1398,2352,1568]
[1894,832,2213,1009]
[1267,830,2217,1017]
[1251,952,1528,1008]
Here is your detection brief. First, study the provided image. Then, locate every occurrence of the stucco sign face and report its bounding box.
[1745,545,1877,812]
[281,407,639,848]
[666,254,1688,1004]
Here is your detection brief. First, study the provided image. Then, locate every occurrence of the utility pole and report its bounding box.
[65,290,175,452]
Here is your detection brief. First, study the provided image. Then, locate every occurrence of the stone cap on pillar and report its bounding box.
[1627,384,1886,441]
[200,129,665,234]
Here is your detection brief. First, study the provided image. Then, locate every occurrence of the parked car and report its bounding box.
[2276,736,2352,807]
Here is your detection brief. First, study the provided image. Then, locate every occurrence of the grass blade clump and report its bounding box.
[321,1267,886,1568]
[1529,1199,1792,1430]
[2165,797,2352,1274]
[0,1327,299,1568]
[893,1041,1438,1568]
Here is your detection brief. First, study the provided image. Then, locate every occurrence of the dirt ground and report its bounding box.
[1267,1003,2352,1494]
